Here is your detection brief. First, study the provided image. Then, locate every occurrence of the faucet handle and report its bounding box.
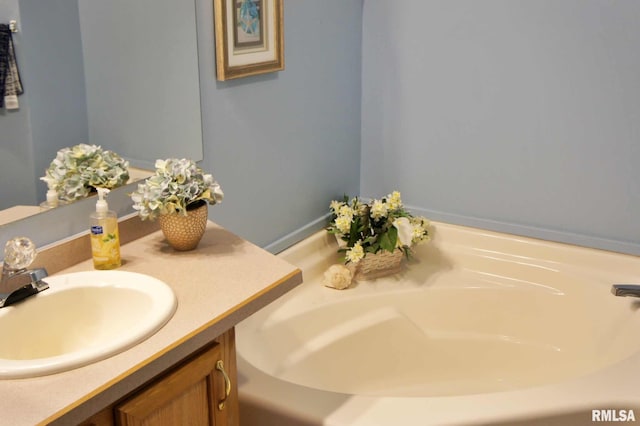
[3,237,37,270]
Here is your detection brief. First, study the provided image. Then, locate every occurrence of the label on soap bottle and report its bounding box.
[90,220,121,270]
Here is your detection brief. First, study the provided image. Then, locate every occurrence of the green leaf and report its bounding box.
[379,234,391,252]
[364,235,377,245]
[388,225,398,246]
[348,217,361,246]
[379,227,398,253]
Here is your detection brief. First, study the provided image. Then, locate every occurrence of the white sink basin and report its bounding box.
[0,270,177,378]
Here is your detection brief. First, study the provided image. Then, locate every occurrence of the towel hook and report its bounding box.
[9,20,17,33]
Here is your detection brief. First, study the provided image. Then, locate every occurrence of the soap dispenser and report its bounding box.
[90,187,121,269]
[39,182,66,210]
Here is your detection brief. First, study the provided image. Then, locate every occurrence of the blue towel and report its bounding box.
[0,23,23,109]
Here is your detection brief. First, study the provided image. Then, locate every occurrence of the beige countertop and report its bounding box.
[0,221,302,426]
[0,205,42,226]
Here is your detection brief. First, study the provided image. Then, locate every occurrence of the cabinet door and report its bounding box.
[115,339,235,426]
[79,406,114,426]
[211,328,239,426]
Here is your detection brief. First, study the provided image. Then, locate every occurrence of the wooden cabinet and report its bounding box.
[81,328,239,426]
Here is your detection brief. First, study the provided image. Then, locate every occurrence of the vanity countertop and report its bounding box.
[0,221,302,426]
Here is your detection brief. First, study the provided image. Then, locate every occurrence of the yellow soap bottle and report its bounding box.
[90,188,121,270]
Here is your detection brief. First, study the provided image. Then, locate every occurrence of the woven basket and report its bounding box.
[355,249,404,280]
[158,202,208,251]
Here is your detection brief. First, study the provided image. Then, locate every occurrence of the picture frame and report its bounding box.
[214,0,284,81]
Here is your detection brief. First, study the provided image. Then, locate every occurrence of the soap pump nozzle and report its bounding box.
[95,187,110,214]
[45,181,59,208]
[39,177,61,209]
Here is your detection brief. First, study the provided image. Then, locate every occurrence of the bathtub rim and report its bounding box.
[237,221,640,425]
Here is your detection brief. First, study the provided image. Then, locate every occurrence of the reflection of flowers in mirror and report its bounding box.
[41,144,130,202]
[130,158,223,221]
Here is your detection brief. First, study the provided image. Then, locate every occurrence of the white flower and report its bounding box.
[322,264,353,290]
[130,158,223,221]
[327,190,431,267]
[410,216,431,243]
[393,217,413,247]
[41,144,129,201]
[330,200,344,214]
[346,241,365,264]
[370,199,388,220]
[335,215,352,234]
[210,181,224,203]
[387,191,402,210]
[338,205,354,219]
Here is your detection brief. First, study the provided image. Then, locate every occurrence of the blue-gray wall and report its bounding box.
[6,0,640,258]
[20,0,89,201]
[78,0,203,170]
[0,0,363,252]
[0,0,37,209]
[362,0,640,254]
[0,0,88,210]
[196,0,362,250]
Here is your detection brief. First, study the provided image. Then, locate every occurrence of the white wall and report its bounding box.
[362,0,640,254]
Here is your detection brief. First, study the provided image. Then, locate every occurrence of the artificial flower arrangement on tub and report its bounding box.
[41,144,130,202]
[324,191,430,289]
[130,158,223,251]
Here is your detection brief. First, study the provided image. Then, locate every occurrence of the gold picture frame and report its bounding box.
[214,0,284,81]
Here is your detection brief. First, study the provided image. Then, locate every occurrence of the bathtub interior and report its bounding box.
[237,222,640,399]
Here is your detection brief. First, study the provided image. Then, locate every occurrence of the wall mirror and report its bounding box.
[0,0,204,226]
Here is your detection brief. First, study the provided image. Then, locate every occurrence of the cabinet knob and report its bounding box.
[215,360,231,410]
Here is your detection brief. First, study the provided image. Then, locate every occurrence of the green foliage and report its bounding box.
[130,158,224,221]
[326,191,430,264]
[41,144,130,202]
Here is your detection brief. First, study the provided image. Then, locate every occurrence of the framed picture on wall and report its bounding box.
[213,0,284,81]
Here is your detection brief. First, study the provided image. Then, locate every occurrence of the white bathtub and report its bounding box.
[237,222,640,425]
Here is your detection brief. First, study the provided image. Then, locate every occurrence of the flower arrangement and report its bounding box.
[130,158,223,221]
[41,144,130,201]
[327,191,430,265]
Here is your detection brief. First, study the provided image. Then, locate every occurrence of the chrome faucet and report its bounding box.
[611,284,640,298]
[0,237,48,308]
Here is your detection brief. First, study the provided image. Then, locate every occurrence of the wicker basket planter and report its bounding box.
[355,249,404,280]
[158,201,208,251]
